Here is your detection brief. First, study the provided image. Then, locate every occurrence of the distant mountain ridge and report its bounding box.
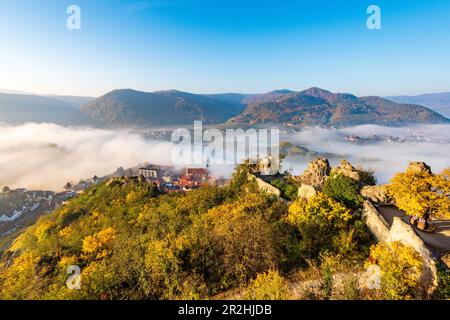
[0,88,448,128]
[47,95,94,108]
[228,87,449,127]
[386,92,450,118]
[0,93,93,125]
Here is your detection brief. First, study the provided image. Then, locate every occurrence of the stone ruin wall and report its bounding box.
[362,200,438,294]
[248,173,281,197]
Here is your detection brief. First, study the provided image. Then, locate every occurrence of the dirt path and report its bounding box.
[378,205,450,254]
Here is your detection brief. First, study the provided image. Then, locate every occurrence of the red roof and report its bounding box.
[186,168,208,175]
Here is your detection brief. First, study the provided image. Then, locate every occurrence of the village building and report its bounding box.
[177,168,209,189]
[138,166,160,179]
[184,168,208,180]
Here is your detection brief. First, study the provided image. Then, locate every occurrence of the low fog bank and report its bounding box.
[0,123,173,191]
[283,124,450,184]
[0,123,448,191]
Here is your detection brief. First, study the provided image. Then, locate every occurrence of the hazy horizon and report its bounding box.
[2,86,450,101]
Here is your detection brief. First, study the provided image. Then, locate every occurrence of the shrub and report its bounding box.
[357,167,377,186]
[365,241,424,300]
[323,174,364,210]
[185,196,278,293]
[270,178,299,201]
[244,270,290,300]
[287,193,352,258]
[434,263,450,300]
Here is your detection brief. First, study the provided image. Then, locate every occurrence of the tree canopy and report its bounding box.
[387,168,450,219]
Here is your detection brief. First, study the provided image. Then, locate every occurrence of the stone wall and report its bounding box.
[362,200,438,295]
[362,201,390,242]
[248,173,281,197]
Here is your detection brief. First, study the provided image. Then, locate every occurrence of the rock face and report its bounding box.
[331,160,360,181]
[407,162,432,174]
[361,185,392,204]
[299,157,331,190]
[298,184,318,201]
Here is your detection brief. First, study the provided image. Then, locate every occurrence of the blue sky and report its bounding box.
[1,0,450,97]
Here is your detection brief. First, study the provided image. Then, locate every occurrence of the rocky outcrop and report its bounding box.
[361,185,392,204]
[330,160,360,182]
[298,157,330,190]
[407,162,432,174]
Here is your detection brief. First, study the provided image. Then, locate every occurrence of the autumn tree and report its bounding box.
[387,166,450,220]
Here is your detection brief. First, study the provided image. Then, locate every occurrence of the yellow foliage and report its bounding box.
[33,219,57,243]
[387,169,450,218]
[0,252,40,299]
[58,255,79,268]
[9,230,36,252]
[244,270,290,300]
[287,193,352,228]
[58,226,73,238]
[82,227,117,260]
[126,191,140,203]
[365,241,424,300]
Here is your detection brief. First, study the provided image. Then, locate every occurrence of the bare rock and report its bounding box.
[298,184,317,201]
[361,185,392,204]
[299,157,331,190]
[331,160,360,181]
[407,162,432,175]
[441,254,450,270]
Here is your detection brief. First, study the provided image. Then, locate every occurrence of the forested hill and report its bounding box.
[0,162,449,300]
[228,87,449,127]
[80,89,245,127]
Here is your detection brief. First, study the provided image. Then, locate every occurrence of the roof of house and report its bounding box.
[186,168,208,175]
[139,165,175,171]
[138,167,159,171]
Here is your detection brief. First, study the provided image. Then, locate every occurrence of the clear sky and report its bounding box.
[1,0,450,97]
